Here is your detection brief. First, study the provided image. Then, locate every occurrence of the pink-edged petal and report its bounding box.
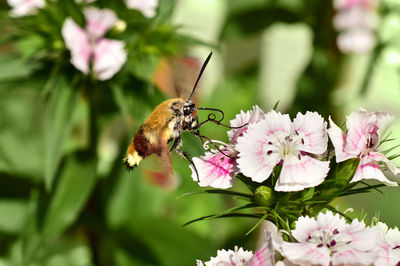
[351,156,398,186]
[125,0,158,18]
[282,242,331,266]
[292,111,328,154]
[93,38,127,80]
[62,18,91,74]
[369,151,400,176]
[375,222,400,266]
[249,232,274,266]
[275,154,330,192]
[236,112,290,182]
[190,151,236,189]
[228,105,265,143]
[344,110,375,154]
[84,7,117,38]
[327,116,357,162]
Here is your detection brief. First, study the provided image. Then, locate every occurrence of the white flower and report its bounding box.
[374,222,400,265]
[337,29,376,54]
[62,7,127,80]
[228,105,266,143]
[197,240,274,266]
[328,110,400,186]
[281,211,378,266]
[7,0,45,17]
[190,147,237,189]
[125,0,158,18]
[236,110,330,192]
[200,247,253,266]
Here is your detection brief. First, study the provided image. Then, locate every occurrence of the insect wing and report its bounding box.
[152,56,202,100]
[139,141,177,191]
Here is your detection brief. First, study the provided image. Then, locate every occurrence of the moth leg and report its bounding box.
[169,137,182,152]
[175,147,200,182]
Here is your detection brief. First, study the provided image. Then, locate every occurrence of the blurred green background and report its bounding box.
[1,0,400,265]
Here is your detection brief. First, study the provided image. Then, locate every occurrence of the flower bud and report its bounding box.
[254,186,274,207]
[113,20,127,33]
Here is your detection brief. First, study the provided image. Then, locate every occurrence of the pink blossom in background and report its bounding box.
[236,110,330,192]
[62,7,127,80]
[281,211,378,266]
[374,222,400,266]
[328,109,400,186]
[6,0,45,17]
[333,0,377,54]
[125,0,158,18]
[190,147,237,189]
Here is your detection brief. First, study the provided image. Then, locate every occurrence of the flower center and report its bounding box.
[265,131,305,160]
[306,228,352,255]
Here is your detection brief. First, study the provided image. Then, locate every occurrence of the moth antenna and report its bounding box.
[196,107,248,130]
[187,52,213,101]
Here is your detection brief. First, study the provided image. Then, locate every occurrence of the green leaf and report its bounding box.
[0,55,36,81]
[22,154,97,264]
[45,77,78,190]
[127,218,217,266]
[42,154,97,240]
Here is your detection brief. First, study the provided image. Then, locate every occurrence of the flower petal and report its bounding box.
[236,111,290,183]
[275,154,330,191]
[327,116,357,162]
[281,242,331,266]
[351,156,398,186]
[190,151,236,189]
[337,29,375,54]
[7,0,45,17]
[344,110,375,154]
[62,18,91,74]
[93,38,127,80]
[228,105,265,143]
[84,7,117,38]
[125,0,158,18]
[292,111,328,155]
[375,112,394,139]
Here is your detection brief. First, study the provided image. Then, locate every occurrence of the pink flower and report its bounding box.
[6,0,45,17]
[228,105,266,143]
[190,147,237,189]
[281,211,378,266]
[125,0,158,18]
[62,7,127,80]
[333,0,377,54]
[236,110,330,192]
[191,106,265,189]
[328,110,400,186]
[374,222,400,266]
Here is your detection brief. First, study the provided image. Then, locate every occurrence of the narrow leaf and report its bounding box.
[45,77,78,190]
[42,154,97,240]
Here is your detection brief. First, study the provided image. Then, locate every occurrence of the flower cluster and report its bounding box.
[333,0,378,53]
[6,0,160,80]
[62,7,127,81]
[191,107,399,191]
[197,211,400,266]
[6,0,158,18]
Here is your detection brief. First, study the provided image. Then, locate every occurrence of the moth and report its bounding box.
[123,52,241,181]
